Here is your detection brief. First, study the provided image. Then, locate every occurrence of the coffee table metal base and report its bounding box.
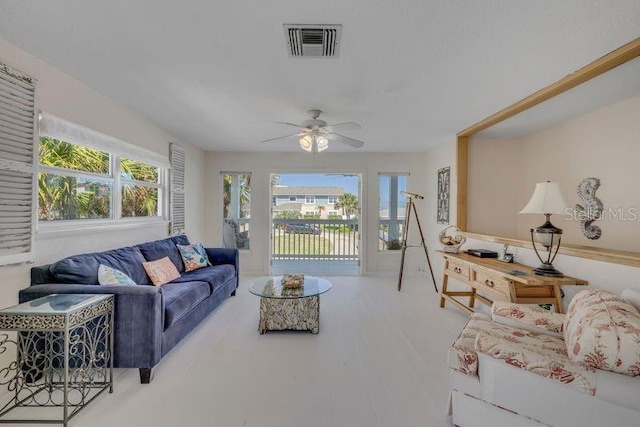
[259,295,320,334]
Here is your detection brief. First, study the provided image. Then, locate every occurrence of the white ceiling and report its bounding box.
[0,1,638,153]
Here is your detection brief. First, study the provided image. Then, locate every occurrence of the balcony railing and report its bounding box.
[272,218,358,261]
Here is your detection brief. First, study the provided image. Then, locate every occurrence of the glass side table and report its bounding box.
[0,294,114,426]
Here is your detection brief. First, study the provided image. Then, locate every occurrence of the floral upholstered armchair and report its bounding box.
[448,289,640,427]
[223,218,249,249]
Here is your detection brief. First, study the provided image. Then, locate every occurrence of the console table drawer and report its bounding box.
[446,260,470,280]
[473,271,510,300]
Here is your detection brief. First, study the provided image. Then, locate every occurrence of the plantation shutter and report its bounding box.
[0,63,37,265]
[170,143,185,235]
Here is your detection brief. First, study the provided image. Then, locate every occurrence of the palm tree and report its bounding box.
[334,193,359,219]
[38,137,111,220]
[315,205,325,218]
[223,174,250,218]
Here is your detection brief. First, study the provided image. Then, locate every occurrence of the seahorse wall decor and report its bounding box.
[575,177,603,240]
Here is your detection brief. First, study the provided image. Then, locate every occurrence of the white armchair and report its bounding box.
[223,218,249,249]
[448,289,640,426]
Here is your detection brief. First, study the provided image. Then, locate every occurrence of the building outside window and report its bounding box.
[379,173,408,250]
[328,196,337,204]
[222,172,251,249]
[305,196,315,204]
[289,196,296,202]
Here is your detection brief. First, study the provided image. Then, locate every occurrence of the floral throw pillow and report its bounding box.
[143,257,181,286]
[564,289,640,376]
[98,264,136,286]
[177,243,211,272]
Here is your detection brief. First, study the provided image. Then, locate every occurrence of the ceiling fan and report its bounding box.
[261,109,364,153]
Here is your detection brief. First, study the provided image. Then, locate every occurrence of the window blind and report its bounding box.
[39,112,170,169]
[170,143,185,235]
[0,63,36,265]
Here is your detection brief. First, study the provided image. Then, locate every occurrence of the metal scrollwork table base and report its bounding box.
[0,294,114,426]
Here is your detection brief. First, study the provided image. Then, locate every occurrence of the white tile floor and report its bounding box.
[61,276,466,427]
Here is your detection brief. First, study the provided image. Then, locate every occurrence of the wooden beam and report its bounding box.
[456,136,468,230]
[457,37,640,138]
[455,37,640,268]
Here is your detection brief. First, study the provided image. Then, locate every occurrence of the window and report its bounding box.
[38,113,170,229]
[38,138,112,221]
[38,138,165,222]
[379,173,408,251]
[328,196,337,205]
[272,196,276,206]
[222,172,251,250]
[305,195,315,204]
[289,196,296,202]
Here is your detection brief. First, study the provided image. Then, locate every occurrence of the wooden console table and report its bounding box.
[438,251,587,314]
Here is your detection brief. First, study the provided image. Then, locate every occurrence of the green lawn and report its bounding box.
[273,235,333,255]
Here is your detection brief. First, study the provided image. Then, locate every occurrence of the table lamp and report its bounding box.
[520,181,569,277]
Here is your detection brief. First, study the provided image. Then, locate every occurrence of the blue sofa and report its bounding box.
[20,235,238,383]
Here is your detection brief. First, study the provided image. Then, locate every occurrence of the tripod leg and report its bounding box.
[397,200,413,291]
[413,205,439,293]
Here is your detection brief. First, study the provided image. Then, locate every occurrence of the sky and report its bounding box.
[275,173,407,211]
[276,173,359,195]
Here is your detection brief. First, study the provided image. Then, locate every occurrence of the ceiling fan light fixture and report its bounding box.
[299,135,313,152]
[316,136,329,152]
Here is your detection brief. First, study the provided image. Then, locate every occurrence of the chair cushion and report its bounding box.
[564,289,640,376]
[170,265,236,293]
[50,246,149,285]
[492,301,564,338]
[162,281,211,329]
[137,235,190,273]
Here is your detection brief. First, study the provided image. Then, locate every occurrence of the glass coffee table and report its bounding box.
[249,276,332,334]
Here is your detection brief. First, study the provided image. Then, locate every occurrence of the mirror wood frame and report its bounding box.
[455,37,640,268]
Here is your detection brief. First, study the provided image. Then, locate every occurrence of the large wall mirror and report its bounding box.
[456,38,640,267]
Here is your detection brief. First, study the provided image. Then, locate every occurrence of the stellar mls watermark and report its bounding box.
[564,207,638,222]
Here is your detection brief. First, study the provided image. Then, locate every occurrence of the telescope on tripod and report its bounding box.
[397,191,438,293]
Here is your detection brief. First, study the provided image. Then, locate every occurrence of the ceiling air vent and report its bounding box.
[284,24,342,57]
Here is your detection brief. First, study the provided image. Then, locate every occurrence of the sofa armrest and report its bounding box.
[19,284,164,368]
[491,301,564,338]
[204,247,238,267]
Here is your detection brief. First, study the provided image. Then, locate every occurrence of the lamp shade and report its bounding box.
[298,135,313,152]
[520,182,569,215]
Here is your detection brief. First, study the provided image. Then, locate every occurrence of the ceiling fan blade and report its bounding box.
[324,122,362,133]
[260,133,304,143]
[275,122,308,131]
[329,133,365,148]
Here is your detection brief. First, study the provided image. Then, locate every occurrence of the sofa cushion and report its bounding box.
[177,243,211,272]
[475,329,596,395]
[170,265,235,293]
[137,235,190,273]
[564,289,640,376]
[98,264,136,286]
[162,281,211,329]
[492,301,564,338]
[50,246,149,285]
[143,257,181,286]
[448,313,494,376]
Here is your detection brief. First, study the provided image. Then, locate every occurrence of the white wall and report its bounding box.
[468,95,640,252]
[424,137,640,311]
[205,151,430,275]
[0,38,206,307]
